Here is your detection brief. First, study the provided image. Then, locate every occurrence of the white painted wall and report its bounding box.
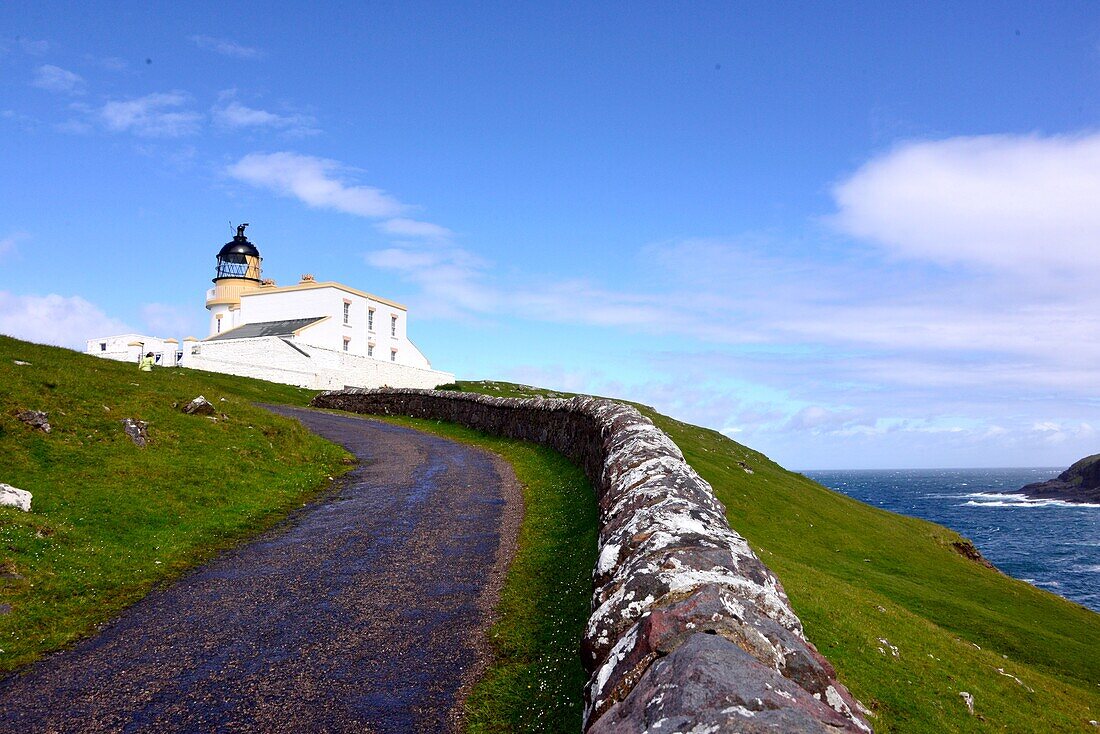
[205,291,242,338]
[85,334,180,367]
[183,335,453,390]
[235,284,432,368]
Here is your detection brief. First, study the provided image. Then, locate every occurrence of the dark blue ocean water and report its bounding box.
[803,468,1100,613]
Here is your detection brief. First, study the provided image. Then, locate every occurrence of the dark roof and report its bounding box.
[217,238,260,261]
[206,317,326,341]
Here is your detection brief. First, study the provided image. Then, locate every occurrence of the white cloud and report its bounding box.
[212,101,317,135]
[31,64,84,94]
[365,246,494,319]
[86,55,128,71]
[227,152,407,218]
[832,132,1100,274]
[190,35,262,59]
[376,218,453,240]
[0,292,130,350]
[367,242,681,330]
[99,92,202,137]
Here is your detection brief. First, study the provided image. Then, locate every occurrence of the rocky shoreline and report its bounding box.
[1018,453,1100,504]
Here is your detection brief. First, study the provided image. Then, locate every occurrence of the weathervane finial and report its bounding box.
[236,222,249,238]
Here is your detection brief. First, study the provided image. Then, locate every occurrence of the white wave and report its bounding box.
[959,492,1100,509]
[1071,564,1100,573]
[961,499,1100,509]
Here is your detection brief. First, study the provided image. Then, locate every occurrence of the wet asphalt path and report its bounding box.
[0,406,521,733]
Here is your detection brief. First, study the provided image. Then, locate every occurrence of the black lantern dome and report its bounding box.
[214,223,262,282]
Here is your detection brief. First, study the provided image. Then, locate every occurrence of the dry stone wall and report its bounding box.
[310,388,872,733]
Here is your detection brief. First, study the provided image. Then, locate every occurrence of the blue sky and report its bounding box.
[3,2,1100,469]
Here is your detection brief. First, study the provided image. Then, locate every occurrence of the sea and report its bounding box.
[803,468,1100,613]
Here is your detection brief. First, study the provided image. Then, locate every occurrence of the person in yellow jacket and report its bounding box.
[138,352,156,371]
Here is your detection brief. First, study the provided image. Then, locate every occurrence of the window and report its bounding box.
[216,319,221,334]
[343,301,350,324]
[390,349,397,362]
[367,344,373,357]
[368,309,375,330]
[391,315,398,337]
[343,337,350,352]
[99,342,107,352]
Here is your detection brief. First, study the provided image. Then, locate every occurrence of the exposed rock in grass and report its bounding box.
[16,410,50,433]
[876,638,898,657]
[951,540,997,570]
[12,360,30,366]
[0,483,32,512]
[960,691,975,715]
[0,604,11,616]
[181,396,215,416]
[120,418,149,447]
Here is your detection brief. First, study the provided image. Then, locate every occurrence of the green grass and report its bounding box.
[2,340,1096,733]
[359,415,598,733]
[455,380,1100,733]
[0,336,351,672]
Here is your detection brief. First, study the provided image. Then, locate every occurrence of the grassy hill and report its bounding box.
[1,338,1096,732]
[455,381,1100,733]
[0,336,350,672]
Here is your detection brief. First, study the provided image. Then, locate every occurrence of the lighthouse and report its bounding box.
[205,223,262,336]
[88,222,453,389]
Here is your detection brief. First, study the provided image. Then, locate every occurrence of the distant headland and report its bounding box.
[1018,453,1100,504]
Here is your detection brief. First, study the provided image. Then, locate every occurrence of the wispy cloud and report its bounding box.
[227,152,408,218]
[190,35,263,59]
[0,292,130,350]
[212,101,318,135]
[367,243,681,329]
[31,64,84,94]
[376,218,453,240]
[98,92,202,137]
[86,54,128,71]
[17,38,50,55]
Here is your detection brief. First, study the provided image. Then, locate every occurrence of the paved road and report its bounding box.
[0,406,521,733]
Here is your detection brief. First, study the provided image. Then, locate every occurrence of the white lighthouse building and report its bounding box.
[88,225,453,390]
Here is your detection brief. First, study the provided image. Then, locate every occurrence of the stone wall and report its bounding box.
[310,388,872,733]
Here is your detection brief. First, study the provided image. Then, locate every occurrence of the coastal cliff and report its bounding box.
[1020,453,1100,503]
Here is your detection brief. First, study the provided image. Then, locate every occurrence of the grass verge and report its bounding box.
[0,336,351,673]
[456,380,1100,733]
[367,415,598,733]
